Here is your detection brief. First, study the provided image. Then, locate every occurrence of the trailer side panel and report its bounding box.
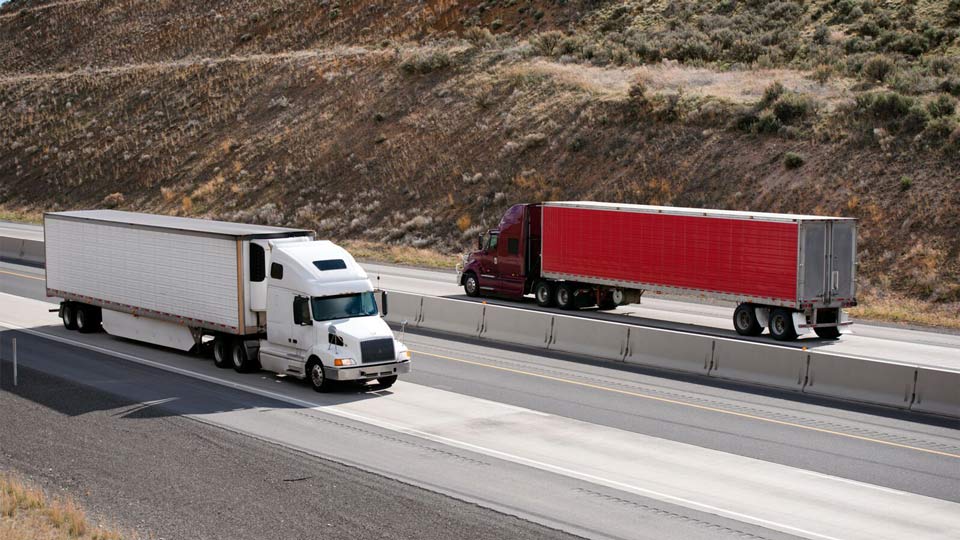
[541,205,800,302]
[46,216,242,332]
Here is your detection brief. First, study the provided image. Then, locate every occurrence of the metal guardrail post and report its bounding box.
[12,337,16,387]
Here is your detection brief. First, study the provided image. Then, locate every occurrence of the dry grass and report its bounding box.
[0,473,128,540]
[850,291,960,330]
[340,240,458,270]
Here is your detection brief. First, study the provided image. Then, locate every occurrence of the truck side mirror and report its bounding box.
[293,296,313,326]
[477,233,484,251]
[380,290,389,317]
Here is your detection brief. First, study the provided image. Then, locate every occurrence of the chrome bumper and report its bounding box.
[327,360,411,381]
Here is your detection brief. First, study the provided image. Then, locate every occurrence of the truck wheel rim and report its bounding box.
[466,277,477,294]
[77,310,86,328]
[215,343,224,363]
[233,348,244,368]
[773,316,785,334]
[736,310,751,330]
[312,364,324,387]
[558,289,569,305]
[64,308,73,326]
[537,286,549,303]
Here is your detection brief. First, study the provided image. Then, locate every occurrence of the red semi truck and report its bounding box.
[456,202,857,341]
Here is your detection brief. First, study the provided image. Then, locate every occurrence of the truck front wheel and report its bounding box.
[307,358,335,393]
[769,308,799,341]
[733,303,763,336]
[61,303,78,331]
[463,273,480,297]
[213,337,232,369]
[377,375,398,389]
[534,281,555,307]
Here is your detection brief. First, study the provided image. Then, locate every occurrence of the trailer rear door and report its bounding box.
[800,222,827,303]
[829,221,856,303]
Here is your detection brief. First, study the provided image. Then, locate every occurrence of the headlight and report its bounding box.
[400,350,411,360]
[334,358,356,366]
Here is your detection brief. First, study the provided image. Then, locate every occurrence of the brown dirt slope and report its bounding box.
[0,0,958,311]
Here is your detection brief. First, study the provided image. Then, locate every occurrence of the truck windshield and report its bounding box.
[311,292,378,321]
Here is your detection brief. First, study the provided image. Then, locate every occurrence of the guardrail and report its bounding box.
[386,292,960,419]
[0,237,43,267]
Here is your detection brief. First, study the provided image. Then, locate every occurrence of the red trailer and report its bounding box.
[457,202,857,341]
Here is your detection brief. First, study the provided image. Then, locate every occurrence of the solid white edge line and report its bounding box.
[0,318,850,540]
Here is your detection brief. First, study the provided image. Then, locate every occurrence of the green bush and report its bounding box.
[773,93,812,123]
[900,176,913,191]
[862,55,896,82]
[784,151,805,169]
[856,91,916,120]
[755,111,783,134]
[761,81,785,106]
[400,51,452,74]
[926,94,957,118]
[530,31,564,56]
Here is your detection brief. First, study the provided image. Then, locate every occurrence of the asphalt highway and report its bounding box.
[1,264,959,540]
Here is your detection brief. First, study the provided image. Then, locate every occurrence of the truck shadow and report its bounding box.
[0,327,391,420]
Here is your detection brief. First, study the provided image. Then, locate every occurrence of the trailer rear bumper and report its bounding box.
[327,360,411,381]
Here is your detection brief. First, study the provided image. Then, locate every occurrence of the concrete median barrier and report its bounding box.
[480,303,554,349]
[382,291,423,327]
[624,326,713,375]
[911,368,960,418]
[549,315,628,362]
[0,237,44,267]
[804,352,916,409]
[418,296,484,337]
[711,339,807,391]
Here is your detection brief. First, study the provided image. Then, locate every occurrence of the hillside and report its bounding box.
[1,0,958,323]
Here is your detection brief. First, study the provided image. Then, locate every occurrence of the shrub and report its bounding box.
[938,78,960,97]
[784,152,805,169]
[862,55,896,82]
[921,117,957,145]
[400,51,452,74]
[773,93,812,123]
[761,81,785,107]
[530,31,564,56]
[946,0,960,26]
[755,111,783,134]
[813,24,830,44]
[856,91,915,120]
[812,64,833,85]
[900,176,913,191]
[926,94,956,118]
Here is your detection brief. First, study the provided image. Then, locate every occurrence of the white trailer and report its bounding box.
[45,210,410,390]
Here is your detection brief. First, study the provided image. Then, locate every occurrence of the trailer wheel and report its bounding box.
[213,337,232,369]
[733,304,763,336]
[597,292,618,311]
[376,375,398,389]
[769,308,799,341]
[61,303,79,331]
[463,272,480,297]
[76,305,102,334]
[814,326,841,340]
[555,283,575,310]
[306,358,334,393]
[231,341,260,373]
[534,281,555,307]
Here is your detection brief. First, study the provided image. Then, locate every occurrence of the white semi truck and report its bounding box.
[44,210,410,391]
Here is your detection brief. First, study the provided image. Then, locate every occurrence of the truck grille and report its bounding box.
[360,338,395,364]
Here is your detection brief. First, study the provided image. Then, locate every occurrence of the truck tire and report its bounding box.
[555,283,575,310]
[534,281,555,307]
[61,303,79,331]
[814,326,841,340]
[76,305,102,334]
[597,292,618,311]
[733,303,763,336]
[376,375,398,389]
[231,341,260,373]
[306,358,335,393]
[769,308,799,341]
[213,336,232,369]
[463,272,480,297]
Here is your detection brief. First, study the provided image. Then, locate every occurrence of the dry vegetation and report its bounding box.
[0,0,958,327]
[0,472,129,540]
